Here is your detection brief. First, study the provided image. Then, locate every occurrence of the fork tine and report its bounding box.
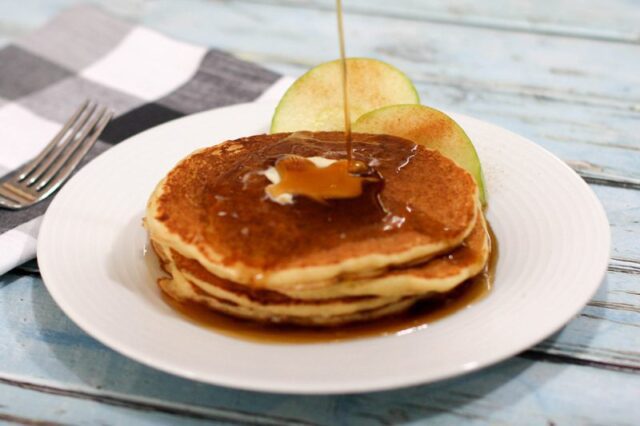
[0,184,28,204]
[18,100,91,181]
[36,108,113,194]
[0,182,35,202]
[0,192,22,210]
[34,106,108,191]
[25,102,98,186]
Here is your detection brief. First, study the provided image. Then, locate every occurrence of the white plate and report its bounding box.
[38,102,610,394]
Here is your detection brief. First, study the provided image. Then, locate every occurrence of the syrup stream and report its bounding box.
[336,0,353,165]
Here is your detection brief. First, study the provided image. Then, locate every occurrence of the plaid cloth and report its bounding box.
[0,5,293,275]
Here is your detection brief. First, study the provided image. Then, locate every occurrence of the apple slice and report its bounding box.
[353,104,487,204]
[270,58,419,133]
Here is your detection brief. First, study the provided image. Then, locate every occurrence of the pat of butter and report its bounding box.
[305,156,338,168]
[263,156,337,205]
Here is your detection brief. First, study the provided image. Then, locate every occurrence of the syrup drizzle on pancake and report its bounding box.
[265,155,377,203]
[154,223,497,343]
[259,0,365,204]
[232,132,450,251]
[146,1,494,335]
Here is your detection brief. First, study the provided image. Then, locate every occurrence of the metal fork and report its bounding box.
[0,101,113,209]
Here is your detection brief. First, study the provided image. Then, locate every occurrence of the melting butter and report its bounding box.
[263,155,373,205]
[264,156,338,205]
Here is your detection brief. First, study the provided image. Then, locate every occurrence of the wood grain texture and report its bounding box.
[246,0,640,44]
[0,274,639,425]
[570,165,640,191]
[0,378,314,426]
[48,1,640,179]
[589,186,640,261]
[532,270,640,370]
[2,360,640,426]
[1,1,639,177]
[0,0,639,423]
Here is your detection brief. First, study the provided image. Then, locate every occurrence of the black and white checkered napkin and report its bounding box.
[0,5,293,275]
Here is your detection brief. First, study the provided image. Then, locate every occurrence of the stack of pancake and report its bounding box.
[146,132,490,326]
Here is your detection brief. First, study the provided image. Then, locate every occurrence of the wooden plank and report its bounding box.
[4,0,640,45]
[1,1,639,180]
[0,0,52,40]
[408,80,640,181]
[574,168,640,191]
[0,0,637,370]
[532,270,640,370]
[0,380,313,426]
[528,185,640,368]
[0,381,212,426]
[591,185,640,262]
[122,1,640,101]
[0,0,637,423]
[254,58,640,181]
[3,0,640,104]
[248,0,640,44]
[104,1,640,179]
[2,267,640,421]
[1,342,639,425]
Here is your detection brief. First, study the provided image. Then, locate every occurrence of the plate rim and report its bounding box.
[37,101,611,394]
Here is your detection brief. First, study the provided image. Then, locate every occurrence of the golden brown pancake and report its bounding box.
[149,210,489,326]
[153,239,416,326]
[280,211,490,298]
[146,132,479,288]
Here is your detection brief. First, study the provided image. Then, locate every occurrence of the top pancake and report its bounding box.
[146,131,479,287]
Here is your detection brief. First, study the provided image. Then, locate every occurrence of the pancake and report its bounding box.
[279,211,490,298]
[153,239,416,326]
[146,131,479,288]
[159,274,417,327]
[149,210,489,326]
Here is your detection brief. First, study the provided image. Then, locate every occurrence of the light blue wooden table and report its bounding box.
[1,1,639,424]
